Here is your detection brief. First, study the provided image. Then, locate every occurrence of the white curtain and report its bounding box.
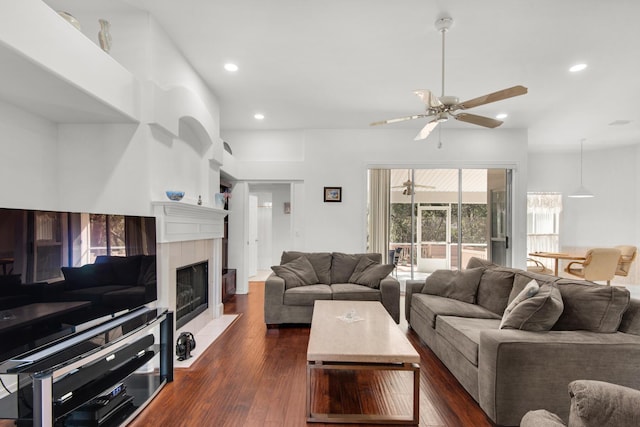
[368,169,390,262]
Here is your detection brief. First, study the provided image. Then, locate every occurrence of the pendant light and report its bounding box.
[568,139,594,198]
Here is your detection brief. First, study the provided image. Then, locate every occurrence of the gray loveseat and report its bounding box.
[265,251,400,326]
[405,257,640,426]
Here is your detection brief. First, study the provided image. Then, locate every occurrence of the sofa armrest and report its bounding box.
[478,330,640,426]
[567,380,640,427]
[264,273,285,324]
[379,276,400,324]
[520,409,566,427]
[405,280,424,323]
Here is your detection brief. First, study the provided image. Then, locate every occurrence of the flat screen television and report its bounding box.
[0,208,157,363]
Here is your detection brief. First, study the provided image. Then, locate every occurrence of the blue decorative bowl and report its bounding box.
[166,191,185,201]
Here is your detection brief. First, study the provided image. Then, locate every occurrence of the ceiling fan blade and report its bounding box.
[455,85,528,110]
[370,114,427,126]
[414,119,439,140]
[414,184,436,189]
[454,113,503,128]
[413,90,442,108]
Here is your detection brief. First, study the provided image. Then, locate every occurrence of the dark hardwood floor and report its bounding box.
[129,282,495,427]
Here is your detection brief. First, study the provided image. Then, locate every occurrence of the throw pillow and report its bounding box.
[499,279,539,329]
[476,267,517,316]
[280,251,332,284]
[420,267,484,304]
[330,253,380,283]
[500,282,564,331]
[348,257,395,289]
[271,256,320,289]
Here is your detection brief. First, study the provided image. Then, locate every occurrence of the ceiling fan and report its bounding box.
[392,170,435,195]
[371,17,528,140]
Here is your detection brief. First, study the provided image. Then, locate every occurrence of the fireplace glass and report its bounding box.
[176,261,208,329]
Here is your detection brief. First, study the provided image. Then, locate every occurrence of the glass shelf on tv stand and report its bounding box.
[0,306,174,426]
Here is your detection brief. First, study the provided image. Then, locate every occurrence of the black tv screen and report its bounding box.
[0,208,157,363]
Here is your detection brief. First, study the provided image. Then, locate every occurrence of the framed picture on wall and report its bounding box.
[324,187,342,202]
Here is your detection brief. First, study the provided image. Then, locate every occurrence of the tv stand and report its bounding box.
[0,307,173,426]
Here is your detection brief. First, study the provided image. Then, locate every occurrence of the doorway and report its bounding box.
[247,183,294,280]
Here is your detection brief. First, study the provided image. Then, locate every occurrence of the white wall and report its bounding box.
[0,101,59,211]
[0,11,221,217]
[223,127,529,272]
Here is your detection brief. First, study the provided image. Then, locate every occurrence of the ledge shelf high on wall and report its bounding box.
[0,0,141,124]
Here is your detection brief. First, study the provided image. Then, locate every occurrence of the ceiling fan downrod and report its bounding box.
[435,17,453,98]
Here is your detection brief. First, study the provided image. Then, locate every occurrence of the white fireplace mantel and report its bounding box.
[152,201,228,243]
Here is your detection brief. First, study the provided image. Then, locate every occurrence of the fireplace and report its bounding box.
[176,261,209,330]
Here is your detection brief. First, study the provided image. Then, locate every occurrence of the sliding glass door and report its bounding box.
[369,167,511,281]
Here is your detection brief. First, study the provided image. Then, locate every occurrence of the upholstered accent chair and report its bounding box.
[527,258,553,275]
[521,380,640,427]
[614,245,637,277]
[564,247,621,285]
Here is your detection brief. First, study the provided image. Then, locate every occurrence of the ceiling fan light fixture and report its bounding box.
[224,63,239,72]
[569,63,587,73]
[496,113,508,119]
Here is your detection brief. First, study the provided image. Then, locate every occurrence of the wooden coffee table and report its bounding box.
[306,300,420,424]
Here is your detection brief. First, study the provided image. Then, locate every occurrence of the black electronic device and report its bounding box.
[53,334,154,403]
[64,383,133,426]
[176,332,196,361]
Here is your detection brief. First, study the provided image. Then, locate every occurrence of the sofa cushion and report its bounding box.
[348,257,394,289]
[62,285,131,303]
[331,253,381,284]
[436,316,501,366]
[283,284,332,306]
[553,279,630,333]
[466,257,497,269]
[411,293,501,328]
[102,286,146,309]
[271,256,320,289]
[421,268,484,304]
[330,283,381,301]
[500,283,564,331]
[95,255,142,285]
[508,270,560,305]
[61,263,116,289]
[281,251,332,284]
[476,267,516,315]
[499,279,540,329]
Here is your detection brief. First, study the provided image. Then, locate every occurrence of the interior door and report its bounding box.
[248,195,258,277]
[416,205,450,272]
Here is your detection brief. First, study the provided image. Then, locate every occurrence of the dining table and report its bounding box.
[528,251,586,276]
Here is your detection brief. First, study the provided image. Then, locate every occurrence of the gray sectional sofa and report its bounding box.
[265,251,400,326]
[405,257,640,426]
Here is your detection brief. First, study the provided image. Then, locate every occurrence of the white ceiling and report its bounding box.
[49,0,640,152]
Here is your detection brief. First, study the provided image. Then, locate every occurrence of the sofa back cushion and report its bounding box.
[421,267,484,304]
[281,251,332,284]
[95,255,142,285]
[61,263,115,289]
[619,298,640,336]
[466,257,498,269]
[331,253,381,284]
[553,279,630,333]
[476,267,516,315]
[271,256,320,289]
[348,257,394,289]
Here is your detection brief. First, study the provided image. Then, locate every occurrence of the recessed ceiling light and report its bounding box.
[254,113,265,120]
[496,113,508,120]
[569,63,587,73]
[224,63,239,72]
